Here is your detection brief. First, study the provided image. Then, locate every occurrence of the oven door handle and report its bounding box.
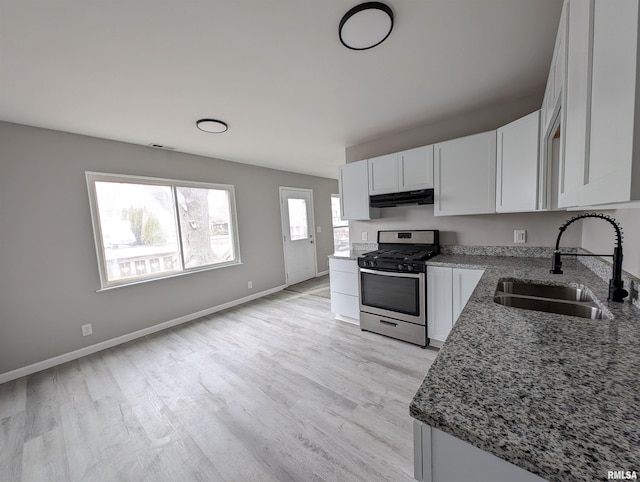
[359,268,422,279]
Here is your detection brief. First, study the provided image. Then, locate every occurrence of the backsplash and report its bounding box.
[440,245,577,257]
[350,242,639,309]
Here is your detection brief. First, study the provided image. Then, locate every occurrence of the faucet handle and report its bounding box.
[550,250,563,274]
[609,279,629,302]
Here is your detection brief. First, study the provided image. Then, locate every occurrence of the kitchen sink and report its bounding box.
[493,295,603,319]
[494,280,604,320]
[495,281,592,302]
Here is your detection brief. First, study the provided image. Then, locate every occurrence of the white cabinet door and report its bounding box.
[329,258,360,321]
[414,422,548,482]
[452,268,484,323]
[581,0,639,206]
[398,145,434,191]
[542,2,568,134]
[496,111,541,213]
[368,153,398,195]
[427,266,453,343]
[560,0,594,208]
[339,160,379,220]
[434,131,497,216]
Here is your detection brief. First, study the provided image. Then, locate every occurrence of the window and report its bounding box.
[287,198,309,240]
[86,172,240,289]
[331,194,349,255]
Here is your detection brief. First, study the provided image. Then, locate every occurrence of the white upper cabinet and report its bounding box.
[542,2,568,134]
[368,153,398,195]
[434,131,497,216]
[368,146,434,195]
[339,160,380,220]
[496,110,541,213]
[560,0,593,208]
[398,146,434,191]
[580,0,640,206]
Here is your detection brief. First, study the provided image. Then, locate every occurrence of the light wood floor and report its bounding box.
[0,289,438,482]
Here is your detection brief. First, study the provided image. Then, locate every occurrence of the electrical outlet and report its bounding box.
[81,323,93,336]
[248,281,253,289]
[361,231,368,241]
[316,226,321,233]
[514,230,526,244]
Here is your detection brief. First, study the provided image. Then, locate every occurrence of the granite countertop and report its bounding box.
[411,254,640,482]
[328,249,371,261]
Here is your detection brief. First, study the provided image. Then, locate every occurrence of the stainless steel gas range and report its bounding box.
[357,230,440,347]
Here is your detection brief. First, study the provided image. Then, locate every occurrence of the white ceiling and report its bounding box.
[0,0,563,179]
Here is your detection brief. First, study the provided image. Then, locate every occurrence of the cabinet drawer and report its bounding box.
[330,292,360,320]
[329,258,358,274]
[360,312,426,346]
[329,271,358,296]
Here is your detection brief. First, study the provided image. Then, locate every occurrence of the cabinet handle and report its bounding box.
[380,320,398,327]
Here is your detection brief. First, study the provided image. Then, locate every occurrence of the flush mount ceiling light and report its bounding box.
[196,119,228,133]
[339,2,394,50]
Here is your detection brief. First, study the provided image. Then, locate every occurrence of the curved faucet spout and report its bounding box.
[551,213,628,302]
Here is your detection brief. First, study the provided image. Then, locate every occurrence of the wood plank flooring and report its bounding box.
[0,288,438,482]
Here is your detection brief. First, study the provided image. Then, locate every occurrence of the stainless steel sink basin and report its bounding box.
[494,280,604,320]
[493,295,603,319]
[495,281,592,302]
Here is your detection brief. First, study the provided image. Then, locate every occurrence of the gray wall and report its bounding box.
[0,122,338,374]
[346,95,541,163]
[346,95,583,248]
[581,207,640,279]
[351,206,583,248]
[346,96,640,279]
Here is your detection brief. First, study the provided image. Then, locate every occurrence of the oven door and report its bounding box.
[359,268,425,325]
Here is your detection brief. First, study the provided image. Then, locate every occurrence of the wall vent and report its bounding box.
[148,143,176,150]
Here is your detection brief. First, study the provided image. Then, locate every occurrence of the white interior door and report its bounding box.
[280,187,317,285]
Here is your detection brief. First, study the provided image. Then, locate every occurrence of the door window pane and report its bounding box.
[94,181,180,284]
[176,186,236,269]
[288,198,308,240]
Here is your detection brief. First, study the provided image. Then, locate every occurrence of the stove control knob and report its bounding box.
[397,264,405,271]
[367,260,376,268]
[406,264,414,271]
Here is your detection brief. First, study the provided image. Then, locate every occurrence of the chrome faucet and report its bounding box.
[550,213,628,302]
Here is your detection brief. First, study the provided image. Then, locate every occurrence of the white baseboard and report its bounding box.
[335,314,359,325]
[316,270,329,277]
[0,284,287,385]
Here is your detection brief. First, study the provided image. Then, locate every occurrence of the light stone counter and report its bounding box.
[411,253,640,482]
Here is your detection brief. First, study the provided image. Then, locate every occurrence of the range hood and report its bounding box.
[369,188,434,208]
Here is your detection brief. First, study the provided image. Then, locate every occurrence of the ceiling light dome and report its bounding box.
[196,119,228,133]
[339,2,394,50]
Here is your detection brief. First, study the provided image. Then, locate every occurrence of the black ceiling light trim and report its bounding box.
[339,2,394,51]
[196,119,229,133]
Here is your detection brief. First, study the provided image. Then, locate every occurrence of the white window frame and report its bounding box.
[331,193,349,255]
[86,171,241,290]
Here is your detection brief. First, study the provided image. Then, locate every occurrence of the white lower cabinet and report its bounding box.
[452,268,484,322]
[413,421,547,482]
[426,267,453,343]
[329,258,359,322]
[427,267,484,345]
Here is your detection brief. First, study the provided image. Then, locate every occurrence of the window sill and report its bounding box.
[96,260,243,292]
